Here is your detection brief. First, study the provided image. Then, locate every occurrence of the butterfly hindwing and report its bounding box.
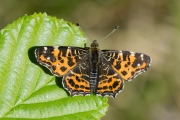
[96,56,124,98]
[35,46,89,77]
[62,55,91,96]
[101,50,151,81]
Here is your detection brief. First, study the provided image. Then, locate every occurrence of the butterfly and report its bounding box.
[35,38,151,98]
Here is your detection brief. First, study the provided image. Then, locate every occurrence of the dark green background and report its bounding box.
[0,0,179,120]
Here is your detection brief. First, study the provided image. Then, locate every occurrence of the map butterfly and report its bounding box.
[35,28,151,98]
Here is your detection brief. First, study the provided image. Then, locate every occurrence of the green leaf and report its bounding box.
[0,13,108,120]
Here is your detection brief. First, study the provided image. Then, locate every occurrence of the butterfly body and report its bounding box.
[89,40,99,93]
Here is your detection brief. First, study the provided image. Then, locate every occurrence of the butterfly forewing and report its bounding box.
[101,50,151,81]
[35,46,89,77]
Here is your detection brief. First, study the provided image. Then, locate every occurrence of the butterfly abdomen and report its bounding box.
[89,72,98,92]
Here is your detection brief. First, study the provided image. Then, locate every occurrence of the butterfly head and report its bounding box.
[91,40,99,48]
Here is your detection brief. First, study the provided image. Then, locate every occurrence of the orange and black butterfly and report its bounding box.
[35,38,151,98]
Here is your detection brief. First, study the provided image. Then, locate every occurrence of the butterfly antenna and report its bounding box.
[76,23,93,42]
[99,26,119,42]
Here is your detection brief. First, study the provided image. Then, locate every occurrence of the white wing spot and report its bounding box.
[130,52,135,56]
[54,46,59,49]
[44,47,47,50]
[140,54,144,60]
[47,57,50,60]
